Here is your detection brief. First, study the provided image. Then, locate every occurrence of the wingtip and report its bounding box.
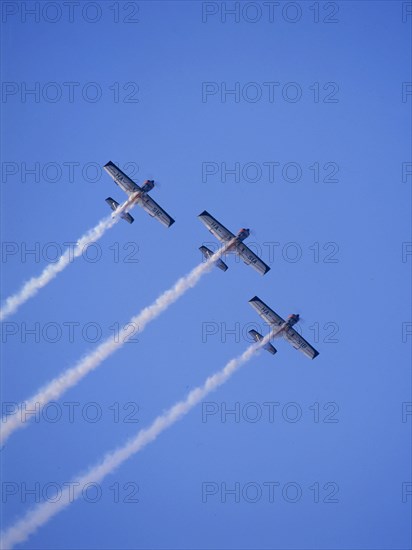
[168,218,176,227]
[312,351,320,359]
[198,210,210,218]
[249,295,260,303]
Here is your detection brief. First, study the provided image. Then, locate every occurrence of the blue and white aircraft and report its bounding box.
[104,161,175,227]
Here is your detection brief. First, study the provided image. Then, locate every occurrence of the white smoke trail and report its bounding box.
[0,195,137,322]
[0,239,236,444]
[0,329,278,550]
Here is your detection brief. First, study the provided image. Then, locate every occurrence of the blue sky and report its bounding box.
[1,1,411,548]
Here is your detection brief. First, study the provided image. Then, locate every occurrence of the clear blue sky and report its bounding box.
[1,1,411,548]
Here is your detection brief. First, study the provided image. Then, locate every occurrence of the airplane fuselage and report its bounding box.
[128,180,155,205]
[129,190,143,205]
[271,315,300,338]
[276,321,291,337]
[226,228,251,252]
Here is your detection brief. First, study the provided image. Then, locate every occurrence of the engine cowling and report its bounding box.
[287,314,299,326]
[237,228,250,241]
[141,180,155,193]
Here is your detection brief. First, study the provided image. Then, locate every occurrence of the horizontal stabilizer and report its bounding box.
[199,246,228,272]
[105,197,134,224]
[249,329,277,355]
[105,197,119,211]
[120,212,134,224]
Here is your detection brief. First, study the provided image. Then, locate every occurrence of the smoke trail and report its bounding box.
[0,196,136,321]
[0,239,235,444]
[0,329,277,550]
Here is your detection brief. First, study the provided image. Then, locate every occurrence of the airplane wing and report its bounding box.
[104,161,140,195]
[235,243,271,275]
[139,194,175,228]
[283,327,319,359]
[249,296,285,326]
[198,211,235,242]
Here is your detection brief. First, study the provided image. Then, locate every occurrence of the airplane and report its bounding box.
[198,211,270,275]
[103,161,175,227]
[248,296,319,359]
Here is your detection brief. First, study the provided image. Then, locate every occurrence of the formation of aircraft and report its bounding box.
[103,162,319,360]
[104,161,175,227]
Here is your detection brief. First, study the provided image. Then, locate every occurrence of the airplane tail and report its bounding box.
[105,197,134,224]
[199,246,228,272]
[249,329,277,355]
